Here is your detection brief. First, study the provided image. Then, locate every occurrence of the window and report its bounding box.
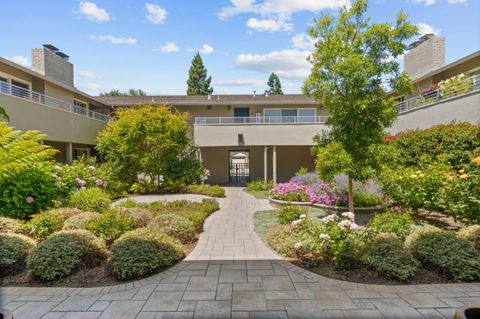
[264,108,316,123]
[298,109,316,123]
[264,109,282,123]
[0,72,31,98]
[74,99,88,116]
[0,76,8,94]
[11,80,30,99]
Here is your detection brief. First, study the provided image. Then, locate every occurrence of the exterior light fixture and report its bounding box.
[238,134,245,145]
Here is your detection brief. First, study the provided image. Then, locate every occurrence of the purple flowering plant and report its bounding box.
[270,182,338,205]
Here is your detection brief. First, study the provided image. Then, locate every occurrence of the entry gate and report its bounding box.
[229,150,250,184]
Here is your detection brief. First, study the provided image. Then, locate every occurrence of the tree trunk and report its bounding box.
[348,175,354,213]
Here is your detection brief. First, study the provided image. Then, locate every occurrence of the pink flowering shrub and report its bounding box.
[270,182,337,205]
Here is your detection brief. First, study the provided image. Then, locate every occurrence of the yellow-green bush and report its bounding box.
[62,212,101,230]
[183,184,225,197]
[367,211,414,240]
[0,216,22,233]
[21,211,64,240]
[149,214,196,243]
[117,207,152,228]
[68,188,112,212]
[86,211,135,245]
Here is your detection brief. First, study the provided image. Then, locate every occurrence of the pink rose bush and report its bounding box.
[270,182,337,205]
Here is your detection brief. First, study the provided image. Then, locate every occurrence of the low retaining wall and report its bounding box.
[269,197,390,213]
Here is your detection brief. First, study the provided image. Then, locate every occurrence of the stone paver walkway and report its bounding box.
[2,187,480,318]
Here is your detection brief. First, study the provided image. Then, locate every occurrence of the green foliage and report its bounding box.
[183,184,225,197]
[360,233,419,281]
[0,163,59,219]
[458,225,480,252]
[246,179,273,192]
[63,212,101,230]
[97,105,205,191]
[404,224,441,248]
[186,52,213,95]
[266,224,319,262]
[0,216,22,233]
[367,211,414,240]
[0,105,9,121]
[86,211,136,244]
[352,191,383,207]
[28,230,106,282]
[0,233,35,274]
[276,206,307,225]
[315,142,353,182]
[21,211,65,240]
[386,123,479,169]
[117,207,152,228]
[109,227,184,280]
[411,231,480,281]
[149,214,196,243]
[99,88,147,97]
[115,199,142,209]
[294,167,309,177]
[267,72,283,95]
[49,208,83,220]
[68,188,112,212]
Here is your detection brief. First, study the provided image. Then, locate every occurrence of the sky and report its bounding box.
[1,0,479,96]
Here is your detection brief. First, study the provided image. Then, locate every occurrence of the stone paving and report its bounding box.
[2,187,480,318]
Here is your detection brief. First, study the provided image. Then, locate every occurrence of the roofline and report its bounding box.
[0,57,112,108]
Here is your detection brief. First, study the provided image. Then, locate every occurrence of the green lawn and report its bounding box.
[243,188,270,199]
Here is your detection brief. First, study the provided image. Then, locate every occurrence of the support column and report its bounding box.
[264,146,268,183]
[272,145,277,184]
[66,142,73,164]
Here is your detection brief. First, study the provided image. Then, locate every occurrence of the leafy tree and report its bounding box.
[0,105,9,121]
[303,0,417,211]
[100,89,147,97]
[267,73,283,95]
[187,53,213,95]
[96,105,206,191]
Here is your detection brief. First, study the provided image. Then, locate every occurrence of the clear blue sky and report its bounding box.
[1,0,479,95]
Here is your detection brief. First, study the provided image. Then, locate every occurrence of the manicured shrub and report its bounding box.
[27,230,106,281]
[276,206,307,225]
[49,208,83,220]
[352,191,383,207]
[458,225,480,252]
[109,227,184,280]
[68,188,112,212]
[86,211,136,244]
[183,184,225,197]
[21,211,64,240]
[246,179,273,191]
[117,207,152,228]
[0,233,36,274]
[410,231,480,281]
[200,199,220,215]
[367,211,414,240]
[360,233,419,281]
[0,216,22,233]
[149,214,196,243]
[115,199,143,209]
[404,224,441,248]
[266,224,316,260]
[63,212,101,230]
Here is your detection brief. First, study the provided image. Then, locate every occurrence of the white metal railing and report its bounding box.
[194,115,329,125]
[0,80,109,121]
[395,73,480,113]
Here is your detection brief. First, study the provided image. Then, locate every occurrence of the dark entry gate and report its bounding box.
[229,150,250,184]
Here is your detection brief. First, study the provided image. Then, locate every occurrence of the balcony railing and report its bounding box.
[195,115,329,125]
[0,81,109,122]
[395,73,480,113]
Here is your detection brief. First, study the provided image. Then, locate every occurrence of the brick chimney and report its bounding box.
[404,34,445,80]
[32,44,74,87]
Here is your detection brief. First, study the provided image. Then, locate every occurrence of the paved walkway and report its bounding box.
[1,188,480,319]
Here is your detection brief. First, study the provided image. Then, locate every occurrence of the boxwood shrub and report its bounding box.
[63,212,101,230]
[0,233,36,275]
[117,207,152,228]
[68,188,112,212]
[459,225,480,251]
[276,206,307,225]
[367,211,414,240]
[109,227,184,280]
[360,233,419,281]
[149,214,196,243]
[27,230,106,281]
[86,211,136,245]
[0,216,22,233]
[410,231,480,281]
[21,211,65,240]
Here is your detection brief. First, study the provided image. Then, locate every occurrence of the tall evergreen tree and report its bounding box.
[187,53,213,95]
[267,73,283,95]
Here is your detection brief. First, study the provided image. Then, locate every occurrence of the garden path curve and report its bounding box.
[1,187,480,319]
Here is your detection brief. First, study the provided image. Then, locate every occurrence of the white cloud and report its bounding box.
[235,49,311,79]
[291,33,315,50]
[79,83,103,92]
[218,0,350,19]
[89,35,137,45]
[447,0,466,3]
[145,3,167,24]
[5,55,31,68]
[79,70,95,78]
[159,42,180,53]
[199,44,215,55]
[417,23,441,36]
[246,17,293,32]
[78,1,110,22]
[214,78,266,87]
[410,0,436,6]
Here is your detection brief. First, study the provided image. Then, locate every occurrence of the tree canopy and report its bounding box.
[99,89,147,97]
[303,0,417,211]
[267,73,283,95]
[187,53,213,95]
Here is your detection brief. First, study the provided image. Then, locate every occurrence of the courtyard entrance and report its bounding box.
[229,150,250,184]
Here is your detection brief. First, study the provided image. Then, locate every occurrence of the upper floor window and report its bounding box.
[264,108,316,123]
[73,99,88,115]
[0,72,31,99]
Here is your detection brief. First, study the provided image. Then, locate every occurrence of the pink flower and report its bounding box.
[338,219,352,230]
[341,212,355,222]
[54,183,61,188]
[321,214,337,224]
[102,180,108,188]
[77,179,86,187]
[349,223,359,231]
[26,196,34,204]
[87,166,96,171]
[96,179,104,186]
[80,186,86,190]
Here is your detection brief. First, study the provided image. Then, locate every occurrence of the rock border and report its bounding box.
[269,197,390,213]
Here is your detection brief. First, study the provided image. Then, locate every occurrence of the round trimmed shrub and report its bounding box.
[367,211,414,240]
[360,233,419,281]
[27,230,106,282]
[148,214,196,243]
[68,188,112,212]
[0,216,22,233]
[109,227,184,280]
[410,231,480,281]
[117,208,152,228]
[86,211,135,244]
[458,225,480,252]
[63,212,101,230]
[404,224,441,248]
[0,233,36,274]
[21,212,64,240]
[49,208,83,220]
[276,206,307,225]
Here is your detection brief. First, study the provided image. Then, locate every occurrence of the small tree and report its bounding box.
[96,105,206,191]
[303,0,417,211]
[267,73,283,95]
[187,53,213,95]
[99,89,147,97]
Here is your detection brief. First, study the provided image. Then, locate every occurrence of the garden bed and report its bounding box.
[269,197,390,213]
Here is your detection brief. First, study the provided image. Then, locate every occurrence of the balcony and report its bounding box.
[0,81,109,121]
[194,115,329,126]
